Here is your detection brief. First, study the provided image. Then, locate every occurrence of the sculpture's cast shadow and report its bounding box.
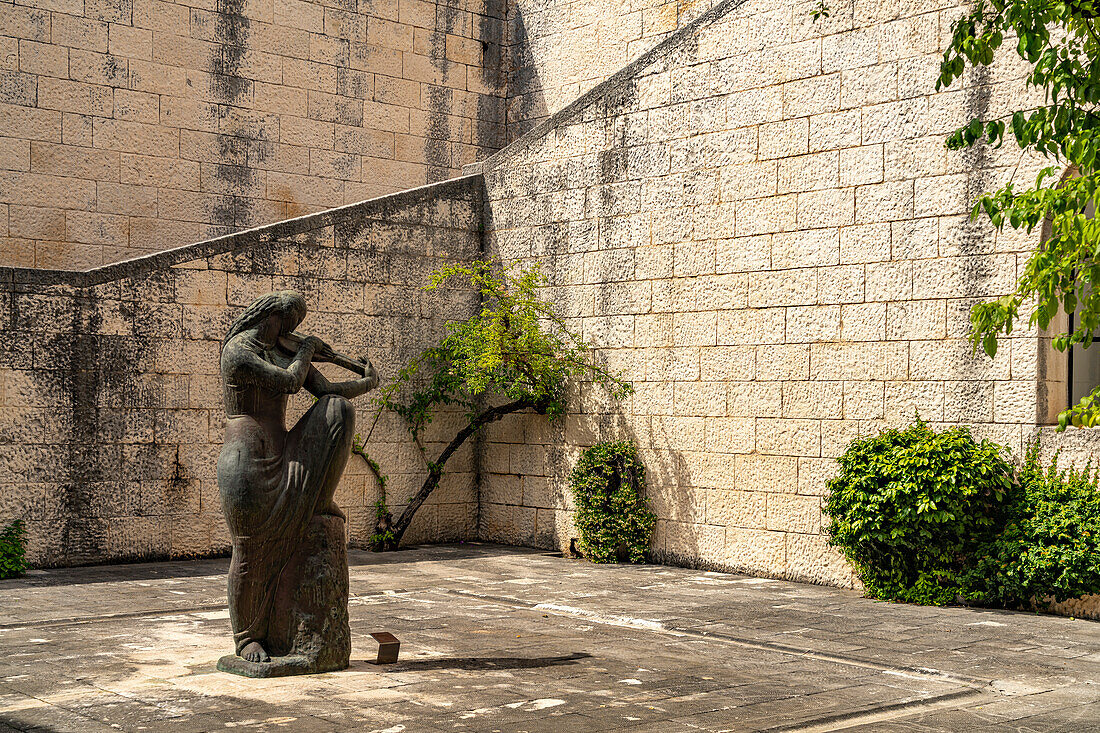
[353,652,592,672]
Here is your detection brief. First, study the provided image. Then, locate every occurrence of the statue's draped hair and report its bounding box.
[224,291,307,347]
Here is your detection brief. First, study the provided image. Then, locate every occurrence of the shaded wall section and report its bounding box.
[0,175,484,567]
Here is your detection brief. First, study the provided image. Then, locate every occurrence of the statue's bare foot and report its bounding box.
[241,641,269,663]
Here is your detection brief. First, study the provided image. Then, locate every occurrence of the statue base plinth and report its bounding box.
[218,514,351,678]
[217,653,330,678]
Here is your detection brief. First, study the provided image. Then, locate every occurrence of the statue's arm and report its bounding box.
[230,341,317,394]
[304,362,379,400]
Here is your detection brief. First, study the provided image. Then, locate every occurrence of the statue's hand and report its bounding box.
[314,340,336,361]
[362,358,379,390]
[300,336,334,361]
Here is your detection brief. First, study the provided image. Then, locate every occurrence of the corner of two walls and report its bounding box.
[0,176,485,567]
[502,0,730,142]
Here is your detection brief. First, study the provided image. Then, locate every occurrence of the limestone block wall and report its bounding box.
[476,0,1059,586]
[0,175,482,567]
[0,0,505,270]
[504,0,726,141]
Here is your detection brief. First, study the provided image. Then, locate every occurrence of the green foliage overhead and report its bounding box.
[962,442,1100,606]
[824,418,1013,605]
[570,441,655,564]
[0,519,27,580]
[936,0,1100,428]
[367,260,632,549]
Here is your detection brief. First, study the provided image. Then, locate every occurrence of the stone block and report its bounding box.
[747,268,817,308]
[722,527,785,575]
[700,345,755,381]
[706,488,766,528]
[756,418,820,457]
[778,151,839,194]
[886,297,945,339]
[727,381,782,417]
[756,344,809,381]
[677,449,736,491]
[759,118,808,160]
[52,14,109,52]
[766,493,822,533]
[786,305,840,343]
[785,532,856,587]
[704,416,754,453]
[884,380,944,422]
[735,453,797,494]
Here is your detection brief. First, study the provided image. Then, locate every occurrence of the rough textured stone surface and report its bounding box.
[218,514,351,678]
[473,0,1086,588]
[0,176,484,567]
[1,544,1099,731]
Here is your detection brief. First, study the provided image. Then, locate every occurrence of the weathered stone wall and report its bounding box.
[0,0,504,270]
[504,0,725,141]
[0,175,483,567]
[476,0,1061,586]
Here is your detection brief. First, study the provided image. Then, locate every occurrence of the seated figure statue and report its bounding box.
[215,291,378,678]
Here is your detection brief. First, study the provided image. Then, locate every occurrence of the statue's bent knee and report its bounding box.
[319,394,354,439]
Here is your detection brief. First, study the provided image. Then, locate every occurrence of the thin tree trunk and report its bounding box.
[390,399,531,546]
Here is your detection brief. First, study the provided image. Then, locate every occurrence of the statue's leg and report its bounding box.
[286,394,354,520]
[227,542,272,662]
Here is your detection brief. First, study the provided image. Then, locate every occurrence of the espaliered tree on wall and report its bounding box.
[362,260,633,549]
[935,0,1100,428]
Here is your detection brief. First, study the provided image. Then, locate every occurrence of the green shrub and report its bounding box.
[962,443,1100,607]
[0,519,28,579]
[571,441,655,564]
[824,418,1013,605]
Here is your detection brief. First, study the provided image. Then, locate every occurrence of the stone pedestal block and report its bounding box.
[218,514,350,678]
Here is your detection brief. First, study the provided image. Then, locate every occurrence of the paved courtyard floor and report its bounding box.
[1,543,1099,732]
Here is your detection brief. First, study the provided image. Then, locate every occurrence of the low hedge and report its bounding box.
[962,442,1100,607]
[826,418,1100,608]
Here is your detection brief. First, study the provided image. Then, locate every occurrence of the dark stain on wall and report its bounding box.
[63,304,106,565]
[210,0,254,231]
[476,8,507,156]
[426,1,457,184]
[960,64,994,266]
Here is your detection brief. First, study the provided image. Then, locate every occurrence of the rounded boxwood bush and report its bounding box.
[570,441,655,563]
[824,418,1013,605]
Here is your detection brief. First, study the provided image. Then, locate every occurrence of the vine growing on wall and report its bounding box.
[0,519,27,579]
[362,259,633,550]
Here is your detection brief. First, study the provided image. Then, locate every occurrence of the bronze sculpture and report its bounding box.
[216,291,378,677]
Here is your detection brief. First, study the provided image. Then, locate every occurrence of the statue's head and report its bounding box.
[224,290,307,346]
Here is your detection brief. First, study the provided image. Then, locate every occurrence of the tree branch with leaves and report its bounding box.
[936,0,1100,428]
[363,259,632,549]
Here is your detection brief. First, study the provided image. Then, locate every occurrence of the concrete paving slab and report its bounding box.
[0,543,1099,731]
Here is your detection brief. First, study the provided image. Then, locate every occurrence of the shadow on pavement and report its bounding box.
[373,651,592,672]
